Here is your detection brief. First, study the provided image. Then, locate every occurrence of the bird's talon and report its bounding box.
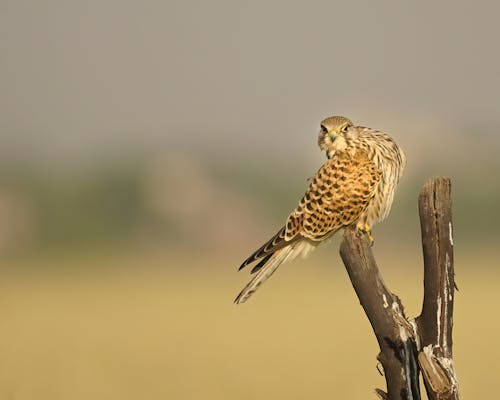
[359,225,375,246]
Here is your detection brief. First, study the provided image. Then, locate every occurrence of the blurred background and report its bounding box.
[1,1,499,398]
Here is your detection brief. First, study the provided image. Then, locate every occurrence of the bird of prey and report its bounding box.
[235,116,406,304]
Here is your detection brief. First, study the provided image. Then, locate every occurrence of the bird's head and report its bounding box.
[317,116,354,154]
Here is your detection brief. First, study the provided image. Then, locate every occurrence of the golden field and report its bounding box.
[0,247,495,400]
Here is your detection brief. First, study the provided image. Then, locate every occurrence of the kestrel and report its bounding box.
[235,116,406,304]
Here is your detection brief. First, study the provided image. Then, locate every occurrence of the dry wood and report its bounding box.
[416,178,459,400]
[340,228,420,400]
[338,177,459,399]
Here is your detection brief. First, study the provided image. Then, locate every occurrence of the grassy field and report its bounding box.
[0,249,496,399]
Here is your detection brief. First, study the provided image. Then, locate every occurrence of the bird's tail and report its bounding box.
[234,242,313,304]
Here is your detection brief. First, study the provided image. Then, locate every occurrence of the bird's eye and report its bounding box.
[320,125,328,133]
[341,125,349,133]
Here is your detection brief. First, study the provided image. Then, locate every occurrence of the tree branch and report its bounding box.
[415,177,459,400]
[338,177,460,399]
[340,228,420,400]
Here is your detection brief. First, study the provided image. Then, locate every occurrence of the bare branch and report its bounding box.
[337,177,460,399]
[415,177,459,399]
[340,228,420,400]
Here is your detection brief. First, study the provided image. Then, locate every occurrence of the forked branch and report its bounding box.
[339,177,459,400]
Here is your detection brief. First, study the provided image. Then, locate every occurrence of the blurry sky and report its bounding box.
[0,0,499,257]
[2,0,500,169]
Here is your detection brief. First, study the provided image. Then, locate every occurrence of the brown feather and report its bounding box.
[238,226,298,271]
[285,150,382,241]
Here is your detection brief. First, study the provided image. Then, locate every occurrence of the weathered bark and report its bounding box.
[415,178,459,400]
[338,177,459,399]
[340,228,420,400]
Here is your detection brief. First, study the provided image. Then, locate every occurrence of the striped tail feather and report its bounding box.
[250,253,273,274]
[234,246,293,304]
[238,226,295,271]
[234,241,315,304]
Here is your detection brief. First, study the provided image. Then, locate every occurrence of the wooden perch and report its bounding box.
[340,228,420,399]
[339,177,459,400]
[416,178,459,400]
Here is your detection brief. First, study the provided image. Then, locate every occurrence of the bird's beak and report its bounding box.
[329,131,337,142]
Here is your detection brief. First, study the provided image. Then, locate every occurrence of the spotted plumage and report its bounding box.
[286,151,381,241]
[235,116,406,304]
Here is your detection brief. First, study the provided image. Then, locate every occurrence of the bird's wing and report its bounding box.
[286,150,382,241]
[235,150,381,304]
[238,226,295,271]
[238,150,381,271]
